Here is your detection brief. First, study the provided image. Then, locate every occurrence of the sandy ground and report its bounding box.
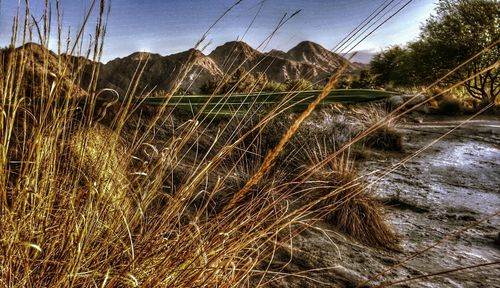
[262,116,500,288]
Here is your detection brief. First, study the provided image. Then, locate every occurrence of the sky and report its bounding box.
[0,0,437,62]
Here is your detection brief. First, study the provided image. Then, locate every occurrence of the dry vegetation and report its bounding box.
[298,137,398,248]
[355,105,404,152]
[0,1,413,287]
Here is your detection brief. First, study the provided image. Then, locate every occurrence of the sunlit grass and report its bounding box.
[0,1,399,286]
[2,0,496,287]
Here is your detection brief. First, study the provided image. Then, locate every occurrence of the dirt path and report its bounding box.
[265,117,500,288]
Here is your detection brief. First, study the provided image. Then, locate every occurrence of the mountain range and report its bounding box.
[3,41,366,95]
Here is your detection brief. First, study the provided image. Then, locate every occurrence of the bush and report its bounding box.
[351,104,404,152]
[296,136,398,248]
[200,68,268,94]
[263,81,287,92]
[201,75,320,94]
[432,96,464,115]
[427,89,467,115]
[350,70,376,89]
[285,78,316,91]
[334,75,352,89]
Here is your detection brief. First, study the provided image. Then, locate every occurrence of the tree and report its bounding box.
[371,0,499,104]
[370,46,413,87]
[416,0,499,104]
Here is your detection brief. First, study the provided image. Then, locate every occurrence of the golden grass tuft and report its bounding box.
[352,104,404,152]
[319,169,399,248]
[298,137,398,248]
[66,124,132,213]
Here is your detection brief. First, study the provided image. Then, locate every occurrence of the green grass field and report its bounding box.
[135,89,399,116]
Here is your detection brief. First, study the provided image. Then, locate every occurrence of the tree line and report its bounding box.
[370,0,499,105]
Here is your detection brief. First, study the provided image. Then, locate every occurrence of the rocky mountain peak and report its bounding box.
[210,41,260,59]
[209,41,262,73]
[6,40,361,95]
[285,41,351,72]
[128,51,162,61]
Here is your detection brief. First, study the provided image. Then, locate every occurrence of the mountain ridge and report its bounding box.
[6,41,364,94]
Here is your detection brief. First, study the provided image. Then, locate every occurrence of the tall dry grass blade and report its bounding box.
[222,61,350,212]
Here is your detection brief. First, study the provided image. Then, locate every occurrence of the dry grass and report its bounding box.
[320,170,398,248]
[427,88,466,116]
[2,0,498,286]
[362,126,404,152]
[296,137,398,248]
[0,1,401,287]
[352,104,404,152]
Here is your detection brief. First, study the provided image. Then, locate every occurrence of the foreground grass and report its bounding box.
[0,2,399,287]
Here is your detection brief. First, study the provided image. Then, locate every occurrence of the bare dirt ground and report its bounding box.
[264,116,500,288]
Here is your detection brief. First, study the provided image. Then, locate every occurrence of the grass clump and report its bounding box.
[363,126,404,152]
[352,105,404,152]
[66,124,132,212]
[430,94,466,116]
[322,177,398,248]
[296,136,399,248]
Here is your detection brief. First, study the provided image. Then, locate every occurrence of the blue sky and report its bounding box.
[0,0,437,62]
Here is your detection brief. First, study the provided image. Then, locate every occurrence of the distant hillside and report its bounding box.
[6,41,363,95]
[100,49,222,95]
[209,41,333,84]
[1,43,88,99]
[284,41,359,72]
[100,40,361,93]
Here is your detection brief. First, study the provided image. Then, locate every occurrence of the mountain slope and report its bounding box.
[209,41,261,73]
[285,41,357,72]
[1,43,88,99]
[100,48,222,94]
[6,40,361,95]
[207,41,364,85]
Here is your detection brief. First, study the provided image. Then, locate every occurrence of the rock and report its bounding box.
[387,95,405,108]
[2,43,88,99]
[402,93,427,106]
[330,266,370,286]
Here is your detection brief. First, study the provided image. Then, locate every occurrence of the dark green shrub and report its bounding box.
[200,68,268,94]
[432,95,465,116]
[285,78,315,91]
[263,81,287,92]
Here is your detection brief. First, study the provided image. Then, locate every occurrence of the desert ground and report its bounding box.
[260,116,500,287]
